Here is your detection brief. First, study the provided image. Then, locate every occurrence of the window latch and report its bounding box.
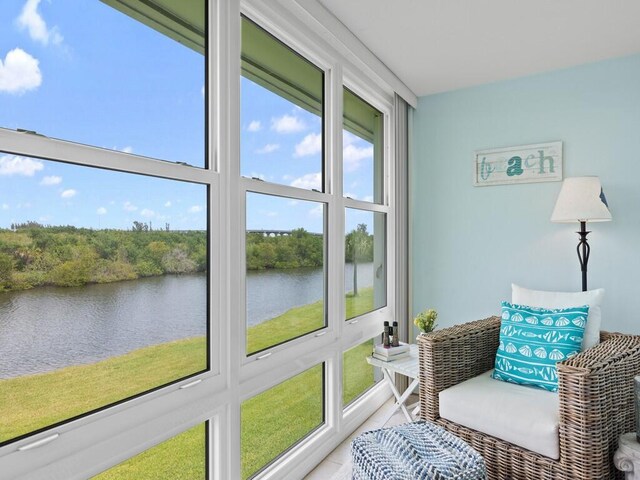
[17,128,46,137]
[18,433,60,451]
[179,379,203,390]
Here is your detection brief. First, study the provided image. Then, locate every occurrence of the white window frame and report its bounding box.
[0,0,408,479]
[231,3,397,479]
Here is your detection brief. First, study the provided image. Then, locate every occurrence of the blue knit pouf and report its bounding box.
[351,421,486,480]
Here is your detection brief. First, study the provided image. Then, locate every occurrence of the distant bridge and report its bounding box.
[247,229,322,237]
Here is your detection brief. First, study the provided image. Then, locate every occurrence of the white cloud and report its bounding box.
[247,120,261,132]
[61,189,76,199]
[271,114,305,134]
[164,201,172,207]
[16,0,63,46]
[123,201,137,212]
[309,204,323,218]
[140,208,154,218]
[120,146,133,154]
[96,207,107,215]
[189,205,203,213]
[287,200,299,207]
[40,175,61,185]
[265,211,278,217]
[201,85,204,98]
[256,143,279,154]
[343,130,359,147]
[290,172,321,191]
[1,203,9,210]
[363,195,374,202]
[0,154,43,176]
[343,144,373,172]
[294,133,322,157]
[0,48,42,94]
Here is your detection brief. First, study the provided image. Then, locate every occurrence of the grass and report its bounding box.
[0,337,207,443]
[343,337,377,406]
[1,287,377,478]
[92,423,206,480]
[240,364,323,479]
[248,287,374,354]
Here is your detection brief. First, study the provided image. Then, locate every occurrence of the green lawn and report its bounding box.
[92,423,206,480]
[241,364,323,479]
[1,287,377,478]
[0,337,207,443]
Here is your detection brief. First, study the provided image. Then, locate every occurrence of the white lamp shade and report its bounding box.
[551,176,612,223]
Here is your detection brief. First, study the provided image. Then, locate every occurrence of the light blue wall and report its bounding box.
[411,53,640,334]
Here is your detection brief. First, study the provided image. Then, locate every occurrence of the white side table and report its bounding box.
[614,433,640,479]
[366,344,420,425]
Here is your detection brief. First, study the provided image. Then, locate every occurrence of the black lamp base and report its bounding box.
[577,221,590,292]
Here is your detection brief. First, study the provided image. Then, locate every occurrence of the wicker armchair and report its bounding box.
[418,316,640,480]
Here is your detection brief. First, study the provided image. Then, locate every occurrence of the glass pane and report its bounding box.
[241,364,324,479]
[343,88,383,203]
[0,1,205,167]
[345,209,386,319]
[0,154,208,445]
[343,337,382,407]
[246,193,325,355]
[92,423,207,479]
[241,17,324,190]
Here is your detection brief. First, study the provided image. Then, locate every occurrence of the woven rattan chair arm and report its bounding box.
[556,333,640,477]
[418,316,501,421]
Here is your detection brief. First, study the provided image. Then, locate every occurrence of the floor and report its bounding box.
[303,395,418,479]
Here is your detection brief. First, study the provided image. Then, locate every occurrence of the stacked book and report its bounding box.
[372,342,410,361]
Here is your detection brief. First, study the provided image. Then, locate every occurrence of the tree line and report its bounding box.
[0,224,206,291]
[0,223,374,292]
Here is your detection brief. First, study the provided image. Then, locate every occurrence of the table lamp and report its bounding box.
[551,176,611,291]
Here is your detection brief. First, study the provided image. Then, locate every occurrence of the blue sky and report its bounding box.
[0,0,375,233]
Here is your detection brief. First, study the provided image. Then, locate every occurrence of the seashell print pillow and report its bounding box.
[512,284,604,350]
[492,301,589,392]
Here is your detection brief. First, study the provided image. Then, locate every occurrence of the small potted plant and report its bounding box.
[414,309,437,335]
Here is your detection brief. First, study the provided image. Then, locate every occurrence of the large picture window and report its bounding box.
[0,2,400,479]
[0,154,208,445]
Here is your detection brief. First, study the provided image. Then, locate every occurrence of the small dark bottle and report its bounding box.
[382,321,390,348]
[392,321,400,347]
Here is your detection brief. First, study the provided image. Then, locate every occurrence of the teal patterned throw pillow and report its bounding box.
[492,301,589,392]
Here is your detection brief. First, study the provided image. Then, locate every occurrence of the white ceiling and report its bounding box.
[317,0,640,97]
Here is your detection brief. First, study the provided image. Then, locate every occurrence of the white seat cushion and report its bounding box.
[439,370,559,459]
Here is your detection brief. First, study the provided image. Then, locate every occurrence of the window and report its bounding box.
[0,154,208,445]
[343,337,381,407]
[0,0,206,167]
[92,423,207,479]
[245,193,326,355]
[0,0,212,477]
[240,16,323,189]
[345,208,387,319]
[0,2,401,479]
[343,88,384,204]
[241,364,324,479]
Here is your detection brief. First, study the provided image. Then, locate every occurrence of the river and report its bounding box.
[0,263,372,379]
